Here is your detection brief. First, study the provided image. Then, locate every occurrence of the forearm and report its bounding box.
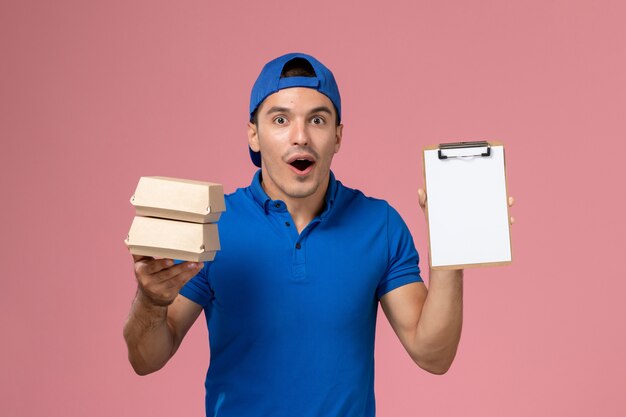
[413,268,463,374]
[123,290,176,375]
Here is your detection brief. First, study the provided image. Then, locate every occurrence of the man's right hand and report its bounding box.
[133,255,204,307]
[125,255,204,375]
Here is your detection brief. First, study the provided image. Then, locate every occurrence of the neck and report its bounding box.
[261,172,329,234]
[285,191,326,234]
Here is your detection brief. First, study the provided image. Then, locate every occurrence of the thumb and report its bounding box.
[417,188,427,209]
[132,254,154,263]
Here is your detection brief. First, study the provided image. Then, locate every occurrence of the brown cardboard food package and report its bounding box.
[125,216,221,262]
[130,176,226,223]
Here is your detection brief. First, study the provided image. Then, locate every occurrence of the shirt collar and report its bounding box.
[249,169,338,217]
[249,169,271,211]
[322,170,338,218]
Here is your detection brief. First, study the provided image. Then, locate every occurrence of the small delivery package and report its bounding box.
[125,176,225,262]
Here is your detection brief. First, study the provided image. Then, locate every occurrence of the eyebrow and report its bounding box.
[265,106,291,115]
[263,105,334,116]
[308,106,333,116]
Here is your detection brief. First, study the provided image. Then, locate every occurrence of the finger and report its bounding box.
[417,188,427,208]
[136,258,175,276]
[510,216,515,225]
[508,196,515,207]
[160,263,204,288]
[132,254,153,263]
[154,261,203,283]
[138,263,204,305]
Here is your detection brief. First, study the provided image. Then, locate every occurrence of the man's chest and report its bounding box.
[207,215,388,336]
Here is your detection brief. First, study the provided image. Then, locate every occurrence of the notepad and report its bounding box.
[423,141,512,269]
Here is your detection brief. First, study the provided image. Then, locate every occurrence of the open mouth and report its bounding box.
[290,159,314,172]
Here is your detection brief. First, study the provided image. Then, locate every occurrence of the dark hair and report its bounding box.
[251,58,339,125]
[280,57,316,78]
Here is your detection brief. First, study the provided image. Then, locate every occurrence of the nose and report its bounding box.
[291,119,309,146]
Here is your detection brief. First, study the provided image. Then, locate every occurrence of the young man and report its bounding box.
[124,53,472,416]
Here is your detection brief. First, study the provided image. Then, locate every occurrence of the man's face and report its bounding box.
[248,87,343,202]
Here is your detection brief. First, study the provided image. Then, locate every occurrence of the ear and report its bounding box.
[334,124,343,154]
[248,122,260,152]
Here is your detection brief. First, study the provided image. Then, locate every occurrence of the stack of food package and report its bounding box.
[125,177,225,262]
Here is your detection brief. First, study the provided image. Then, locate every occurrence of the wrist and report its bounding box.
[135,288,170,311]
[429,268,464,280]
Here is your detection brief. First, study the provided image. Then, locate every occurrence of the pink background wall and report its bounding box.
[2,0,625,415]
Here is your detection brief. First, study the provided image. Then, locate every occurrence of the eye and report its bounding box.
[274,116,287,125]
[311,116,325,125]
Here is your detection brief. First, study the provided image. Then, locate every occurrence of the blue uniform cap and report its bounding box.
[248,52,342,167]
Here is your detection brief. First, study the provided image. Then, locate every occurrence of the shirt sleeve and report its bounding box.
[376,205,423,299]
[178,260,214,311]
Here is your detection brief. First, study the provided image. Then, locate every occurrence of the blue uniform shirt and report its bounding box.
[180,170,422,417]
